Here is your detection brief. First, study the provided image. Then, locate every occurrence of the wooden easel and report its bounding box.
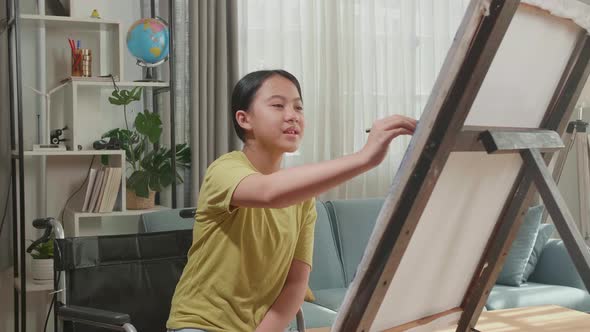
[330,1,590,331]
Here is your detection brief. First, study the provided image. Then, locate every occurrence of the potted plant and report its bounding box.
[29,238,54,284]
[101,87,191,209]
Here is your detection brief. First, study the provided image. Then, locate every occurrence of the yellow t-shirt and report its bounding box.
[167,151,317,331]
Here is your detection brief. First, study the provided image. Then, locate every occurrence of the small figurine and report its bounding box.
[90,9,101,19]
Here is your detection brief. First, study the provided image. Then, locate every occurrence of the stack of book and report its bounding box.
[81,167,123,213]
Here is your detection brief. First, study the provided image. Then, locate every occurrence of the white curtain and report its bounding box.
[238,0,470,199]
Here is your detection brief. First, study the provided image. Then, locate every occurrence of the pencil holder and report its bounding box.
[71,48,92,77]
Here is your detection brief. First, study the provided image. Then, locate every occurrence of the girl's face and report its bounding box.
[240,75,304,154]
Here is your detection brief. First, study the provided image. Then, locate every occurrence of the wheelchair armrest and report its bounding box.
[57,304,131,326]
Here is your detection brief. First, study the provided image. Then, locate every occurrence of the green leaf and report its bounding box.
[175,169,185,184]
[159,163,175,187]
[133,139,145,161]
[108,96,123,105]
[127,170,150,198]
[135,111,162,144]
[101,128,140,164]
[29,238,53,259]
[101,155,109,166]
[175,143,191,167]
[101,128,119,139]
[132,86,143,99]
[149,173,163,192]
[109,88,143,107]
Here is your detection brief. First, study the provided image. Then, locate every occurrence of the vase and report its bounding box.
[31,258,53,284]
[126,190,156,210]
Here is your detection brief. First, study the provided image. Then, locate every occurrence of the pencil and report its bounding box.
[365,121,419,133]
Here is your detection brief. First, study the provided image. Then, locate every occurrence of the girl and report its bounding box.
[167,70,417,332]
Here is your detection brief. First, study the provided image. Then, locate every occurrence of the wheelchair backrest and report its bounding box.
[56,229,193,332]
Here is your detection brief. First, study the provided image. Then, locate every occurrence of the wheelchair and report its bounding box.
[32,211,305,332]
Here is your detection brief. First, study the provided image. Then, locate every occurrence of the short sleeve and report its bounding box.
[293,198,317,269]
[197,154,258,219]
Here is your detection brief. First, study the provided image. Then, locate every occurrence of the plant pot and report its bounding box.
[31,258,53,284]
[126,190,156,210]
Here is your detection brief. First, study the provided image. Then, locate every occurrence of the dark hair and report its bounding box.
[231,69,302,142]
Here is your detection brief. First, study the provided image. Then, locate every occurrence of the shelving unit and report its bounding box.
[20,13,120,28]
[14,149,124,156]
[14,4,175,236]
[8,1,176,330]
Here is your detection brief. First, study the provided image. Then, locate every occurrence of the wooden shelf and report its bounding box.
[67,205,169,218]
[64,205,171,237]
[71,80,170,88]
[14,150,125,156]
[20,14,119,31]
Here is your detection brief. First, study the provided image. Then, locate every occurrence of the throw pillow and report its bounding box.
[522,223,555,282]
[305,286,316,302]
[496,205,543,287]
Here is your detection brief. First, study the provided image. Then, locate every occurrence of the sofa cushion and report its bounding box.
[523,223,555,282]
[288,301,337,330]
[327,198,384,286]
[309,201,346,291]
[497,205,543,287]
[312,288,347,311]
[530,239,587,291]
[486,282,590,312]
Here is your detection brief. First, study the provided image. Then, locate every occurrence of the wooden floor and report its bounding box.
[307,305,590,332]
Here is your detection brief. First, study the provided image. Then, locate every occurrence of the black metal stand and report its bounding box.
[7,0,26,330]
[168,0,177,209]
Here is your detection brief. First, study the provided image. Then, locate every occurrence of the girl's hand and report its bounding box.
[359,115,417,167]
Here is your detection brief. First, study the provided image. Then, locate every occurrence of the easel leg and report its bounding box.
[521,148,590,290]
[581,133,590,242]
[541,130,574,223]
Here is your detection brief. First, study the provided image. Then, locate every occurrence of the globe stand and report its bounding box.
[134,58,168,82]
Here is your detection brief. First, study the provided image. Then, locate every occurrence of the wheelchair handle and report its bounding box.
[33,217,54,229]
[179,209,196,219]
[28,217,65,248]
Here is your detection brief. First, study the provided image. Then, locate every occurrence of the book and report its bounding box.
[87,168,105,213]
[94,168,111,213]
[81,168,98,212]
[102,167,122,213]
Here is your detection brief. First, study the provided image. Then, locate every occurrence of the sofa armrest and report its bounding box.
[529,239,587,291]
[57,304,131,327]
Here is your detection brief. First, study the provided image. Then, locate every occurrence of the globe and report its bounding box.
[126,17,169,67]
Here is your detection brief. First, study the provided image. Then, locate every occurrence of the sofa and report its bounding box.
[139,199,590,330]
[298,198,590,329]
